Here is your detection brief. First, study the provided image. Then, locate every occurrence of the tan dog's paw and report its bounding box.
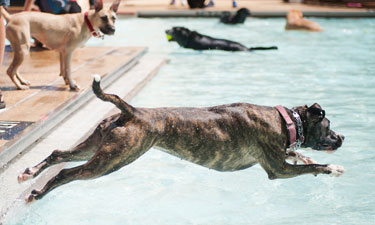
[17,85,30,90]
[327,164,345,177]
[70,84,80,91]
[20,80,31,86]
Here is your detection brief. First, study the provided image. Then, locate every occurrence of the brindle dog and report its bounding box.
[19,75,345,202]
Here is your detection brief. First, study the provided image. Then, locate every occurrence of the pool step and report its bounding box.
[0,47,146,168]
[0,55,166,219]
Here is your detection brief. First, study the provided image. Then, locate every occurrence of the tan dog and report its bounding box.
[0,0,120,91]
[285,10,322,32]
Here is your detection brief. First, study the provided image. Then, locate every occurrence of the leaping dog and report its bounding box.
[20,75,345,202]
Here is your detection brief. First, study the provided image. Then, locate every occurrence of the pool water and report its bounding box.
[6,18,375,224]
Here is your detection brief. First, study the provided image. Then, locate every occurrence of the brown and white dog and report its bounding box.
[0,0,120,91]
[19,75,345,203]
[285,9,323,32]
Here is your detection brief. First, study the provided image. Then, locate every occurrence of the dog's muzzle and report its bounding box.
[100,26,116,35]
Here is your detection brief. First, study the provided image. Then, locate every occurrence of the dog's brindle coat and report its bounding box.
[20,76,345,202]
[0,0,120,91]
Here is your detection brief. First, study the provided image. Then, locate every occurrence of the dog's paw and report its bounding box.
[304,157,318,165]
[20,80,31,86]
[17,85,30,90]
[17,167,37,183]
[327,164,345,177]
[25,190,40,203]
[70,84,80,91]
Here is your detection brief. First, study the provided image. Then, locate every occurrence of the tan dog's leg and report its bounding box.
[61,50,79,91]
[6,27,31,89]
[59,53,65,79]
[7,44,31,89]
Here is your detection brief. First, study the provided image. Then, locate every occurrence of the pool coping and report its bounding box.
[130,10,375,18]
[0,47,147,169]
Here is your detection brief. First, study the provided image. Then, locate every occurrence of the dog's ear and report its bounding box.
[95,0,103,12]
[110,0,121,13]
[307,103,325,121]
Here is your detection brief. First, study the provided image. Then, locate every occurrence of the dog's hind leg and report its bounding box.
[7,43,31,89]
[25,129,152,202]
[6,28,31,89]
[18,129,102,183]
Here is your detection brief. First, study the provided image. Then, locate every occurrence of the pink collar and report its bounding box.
[275,105,296,148]
[275,105,304,149]
[84,12,103,39]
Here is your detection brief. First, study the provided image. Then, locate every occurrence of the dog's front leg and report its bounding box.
[260,151,345,179]
[285,151,318,165]
[61,51,80,91]
[59,52,68,84]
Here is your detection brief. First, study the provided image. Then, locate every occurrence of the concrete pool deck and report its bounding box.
[8,0,375,17]
[110,0,375,17]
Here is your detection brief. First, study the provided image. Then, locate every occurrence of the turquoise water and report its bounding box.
[6,18,375,224]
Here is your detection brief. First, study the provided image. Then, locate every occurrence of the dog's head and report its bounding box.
[298,103,344,152]
[91,0,120,35]
[287,9,303,21]
[165,27,192,47]
[233,8,251,22]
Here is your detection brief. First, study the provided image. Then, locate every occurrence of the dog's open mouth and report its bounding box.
[320,144,338,153]
[324,149,337,154]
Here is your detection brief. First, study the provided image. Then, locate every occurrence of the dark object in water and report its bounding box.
[165,26,277,52]
[220,8,251,24]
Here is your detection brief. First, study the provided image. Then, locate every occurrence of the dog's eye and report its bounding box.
[101,16,108,22]
[111,16,116,21]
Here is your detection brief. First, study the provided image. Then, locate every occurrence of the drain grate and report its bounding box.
[0,121,34,140]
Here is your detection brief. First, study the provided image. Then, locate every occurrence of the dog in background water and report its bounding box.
[20,75,345,202]
[220,8,251,24]
[285,9,323,32]
[0,0,120,91]
[166,27,277,51]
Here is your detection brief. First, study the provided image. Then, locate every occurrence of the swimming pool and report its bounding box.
[5,17,375,224]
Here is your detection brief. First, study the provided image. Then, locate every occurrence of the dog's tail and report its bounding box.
[0,6,11,22]
[92,75,135,118]
[248,46,278,51]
